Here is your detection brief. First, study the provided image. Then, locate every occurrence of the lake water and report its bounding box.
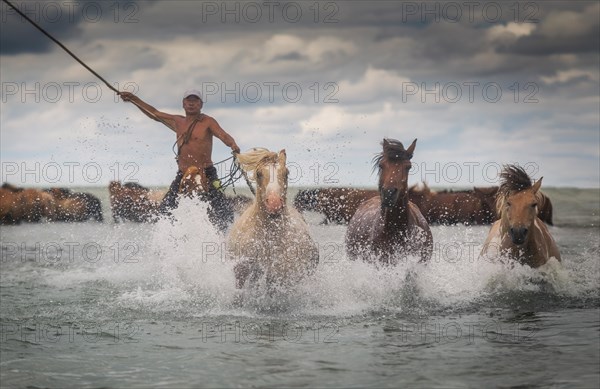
[1,187,599,388]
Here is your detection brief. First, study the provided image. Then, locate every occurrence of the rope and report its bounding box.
[2,0,175,131]
[3,0,117,93]
[217,154,256,196]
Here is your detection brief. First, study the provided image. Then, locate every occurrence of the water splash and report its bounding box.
[6,206,597,319]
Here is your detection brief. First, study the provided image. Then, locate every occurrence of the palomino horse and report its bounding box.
[226,148,319,288]
[345,139,433,264]
[480,165,560,268]
[293,187,378,224]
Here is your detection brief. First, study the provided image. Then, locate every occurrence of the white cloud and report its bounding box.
[540,69,600,84]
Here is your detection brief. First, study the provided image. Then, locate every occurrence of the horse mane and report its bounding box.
[372,138,413,173]
[123,182,149,190]
[235,148,278,177]
[496,164,543,215]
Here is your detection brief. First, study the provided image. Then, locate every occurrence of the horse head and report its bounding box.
[259,150,288,215]
[179,166,206,196]
[375,138,416,208]
[497,165,543,246]
[236,148,289,216]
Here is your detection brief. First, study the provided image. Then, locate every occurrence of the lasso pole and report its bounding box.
[2,0,175,131]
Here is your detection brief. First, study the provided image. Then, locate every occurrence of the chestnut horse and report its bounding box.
[408,184,496,225]
[45,188,103,222]
[178,165,253,213]
[293,187,378,224]
[1,184,57,224]
[226,149,319,288]
[480,165,560,268]
[345,139,433,264]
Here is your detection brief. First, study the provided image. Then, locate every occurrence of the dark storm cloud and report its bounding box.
[504,17,599,56]
[0,0,146,55]
[270,51,306,62]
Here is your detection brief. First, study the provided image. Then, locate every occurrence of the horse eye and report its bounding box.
[506,202,511,207]
[256,171,263,179]
[531,203,538,208]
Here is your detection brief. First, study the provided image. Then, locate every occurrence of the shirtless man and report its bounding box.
[119,89,240,230]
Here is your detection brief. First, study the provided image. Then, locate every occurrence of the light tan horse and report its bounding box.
[226,148,319,288]
[480,165,561,268]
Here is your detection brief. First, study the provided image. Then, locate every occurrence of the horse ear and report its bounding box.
[532,177,543,193]
[278,149,287,165]
[406,139,417,155]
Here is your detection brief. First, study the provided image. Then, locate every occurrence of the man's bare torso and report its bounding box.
[174,114,214,173]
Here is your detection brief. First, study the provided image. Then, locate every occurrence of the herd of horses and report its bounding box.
[0,180,252,225]
[293,183,553,226]
[224,140,560,289]
[0,183,103,223]
[1,138,561,289]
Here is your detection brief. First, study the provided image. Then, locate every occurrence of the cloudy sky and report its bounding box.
[1,0,598,188]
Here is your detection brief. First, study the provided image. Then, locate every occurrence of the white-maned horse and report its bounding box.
[226,148,319,288]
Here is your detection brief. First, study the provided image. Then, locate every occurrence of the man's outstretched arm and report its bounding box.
[119,91,178,132]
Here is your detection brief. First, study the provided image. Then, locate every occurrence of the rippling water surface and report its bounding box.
[1,187,598,388]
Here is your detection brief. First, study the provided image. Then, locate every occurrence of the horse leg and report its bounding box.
[206,190,234,233]
[234,260,258,289]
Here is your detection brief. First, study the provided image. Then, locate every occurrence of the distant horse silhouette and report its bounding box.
[0,186,21,224]
[227,148,319,288]
[408,184,496,225]
[345,139,433,264]
[108,181,164,222]
[480,165,560,267]
[293,187,378,224]
[45,188,103,222]
[1,184,56,224]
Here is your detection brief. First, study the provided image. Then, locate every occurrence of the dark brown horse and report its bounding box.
[293,187,378,224]
[408,184,496,225]
[108,181,165,223]
[345,139,433,264]
[45,188,103,222]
